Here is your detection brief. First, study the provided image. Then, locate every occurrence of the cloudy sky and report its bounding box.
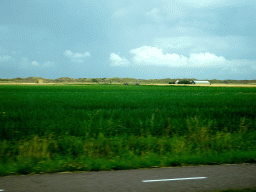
[1,0,256,80]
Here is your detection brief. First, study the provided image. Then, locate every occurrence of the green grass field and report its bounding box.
[0,84,256,176]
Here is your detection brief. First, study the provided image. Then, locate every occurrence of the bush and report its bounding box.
[92,79,98,83]
[178,80,191,84]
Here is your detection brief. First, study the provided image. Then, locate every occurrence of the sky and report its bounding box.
[0,0,256,80]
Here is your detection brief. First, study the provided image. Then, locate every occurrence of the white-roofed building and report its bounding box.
[191,80,211,85]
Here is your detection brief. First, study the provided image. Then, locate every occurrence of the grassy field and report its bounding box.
[0,84,256,176]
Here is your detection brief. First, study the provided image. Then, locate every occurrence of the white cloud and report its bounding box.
[0,55,13,68]
[189,53,226,66]
[112,46,235,68]
[177,0,239,8]
[0,55,12,63]
[129,46,187,67]
[112,7,130,18]
[152,36,249,59]
[146,8,160,15]
[63,50,73,57]
[109,53,130,66]
[31,61,39,66]
[63,50,90,63]
[43,61,55,67]
[145,7,184,23]
[73,52,90,58]
[218,60,256,77]
[145,8,163,23]
[18,58,55,69]
[20,57,29,64]
[0,25,10,34]
[111,45,256,79]
[19,58,38,69]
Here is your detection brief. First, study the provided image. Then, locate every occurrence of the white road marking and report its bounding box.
[142,177,207,182]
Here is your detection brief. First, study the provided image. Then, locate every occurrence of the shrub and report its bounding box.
[178,80,191,84]
[92,79,98,83]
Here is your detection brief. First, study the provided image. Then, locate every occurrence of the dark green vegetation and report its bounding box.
[0,85,256,176]
[169,80,192,84]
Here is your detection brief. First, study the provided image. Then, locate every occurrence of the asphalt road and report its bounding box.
[1,164,256,192]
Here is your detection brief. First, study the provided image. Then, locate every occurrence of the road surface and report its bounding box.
[0,164,256,192]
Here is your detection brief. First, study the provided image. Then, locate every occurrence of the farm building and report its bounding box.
[191,80,211,85]
[37,79,43,84]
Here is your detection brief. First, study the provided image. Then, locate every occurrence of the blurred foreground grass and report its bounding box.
[1,116,255,176]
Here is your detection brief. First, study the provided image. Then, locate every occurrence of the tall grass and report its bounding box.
[0,85,256,175]
[1,116,255,175]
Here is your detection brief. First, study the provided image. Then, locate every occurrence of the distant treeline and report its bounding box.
[0,77,256,84]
